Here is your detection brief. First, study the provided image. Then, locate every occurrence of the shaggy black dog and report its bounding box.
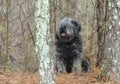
[55,18,90,73]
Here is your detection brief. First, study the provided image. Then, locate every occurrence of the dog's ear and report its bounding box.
[71,20,81,32]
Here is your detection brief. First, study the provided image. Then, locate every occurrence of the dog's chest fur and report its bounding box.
[58,43,75,52]
[55,38,82,59]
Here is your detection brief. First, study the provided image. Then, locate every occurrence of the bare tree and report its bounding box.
[35,0,55,84]
[98,0,120,82]
[0,0,11,68]
[95,0,108,68]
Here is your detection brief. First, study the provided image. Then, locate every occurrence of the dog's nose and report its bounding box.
[61,26,66,31]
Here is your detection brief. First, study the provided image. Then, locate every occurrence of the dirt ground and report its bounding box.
[0,69,119,84]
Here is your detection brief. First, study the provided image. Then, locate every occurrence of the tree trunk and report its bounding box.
[35,0,55,84]
[95,0,108,68]
[0,0,10,67]
[99,0,120,82]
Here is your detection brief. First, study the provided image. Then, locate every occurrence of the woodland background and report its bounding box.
[0,0,98,72]
[0,0,120,84]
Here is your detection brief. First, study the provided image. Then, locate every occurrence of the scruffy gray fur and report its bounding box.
[55,18,90,73]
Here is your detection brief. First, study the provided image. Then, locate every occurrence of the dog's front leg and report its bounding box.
[73,57,82,72]
[55,58,66,73]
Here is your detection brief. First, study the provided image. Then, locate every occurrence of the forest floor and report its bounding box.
[0,68,119,84]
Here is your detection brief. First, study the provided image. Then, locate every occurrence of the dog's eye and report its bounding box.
[71,21,81,31]
[71,21,78,27]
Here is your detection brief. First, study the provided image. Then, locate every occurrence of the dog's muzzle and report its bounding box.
[60,27,66,37]
[57,26,74,42]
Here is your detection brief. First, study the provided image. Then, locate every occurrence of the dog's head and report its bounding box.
[56,18,81,42]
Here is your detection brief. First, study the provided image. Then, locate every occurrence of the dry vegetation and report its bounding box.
[0,69,119,84]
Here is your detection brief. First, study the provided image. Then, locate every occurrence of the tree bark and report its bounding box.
[0,0,10,67]
[35,0,55,84]
[99,0,120,82]
[95,0,108,68]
